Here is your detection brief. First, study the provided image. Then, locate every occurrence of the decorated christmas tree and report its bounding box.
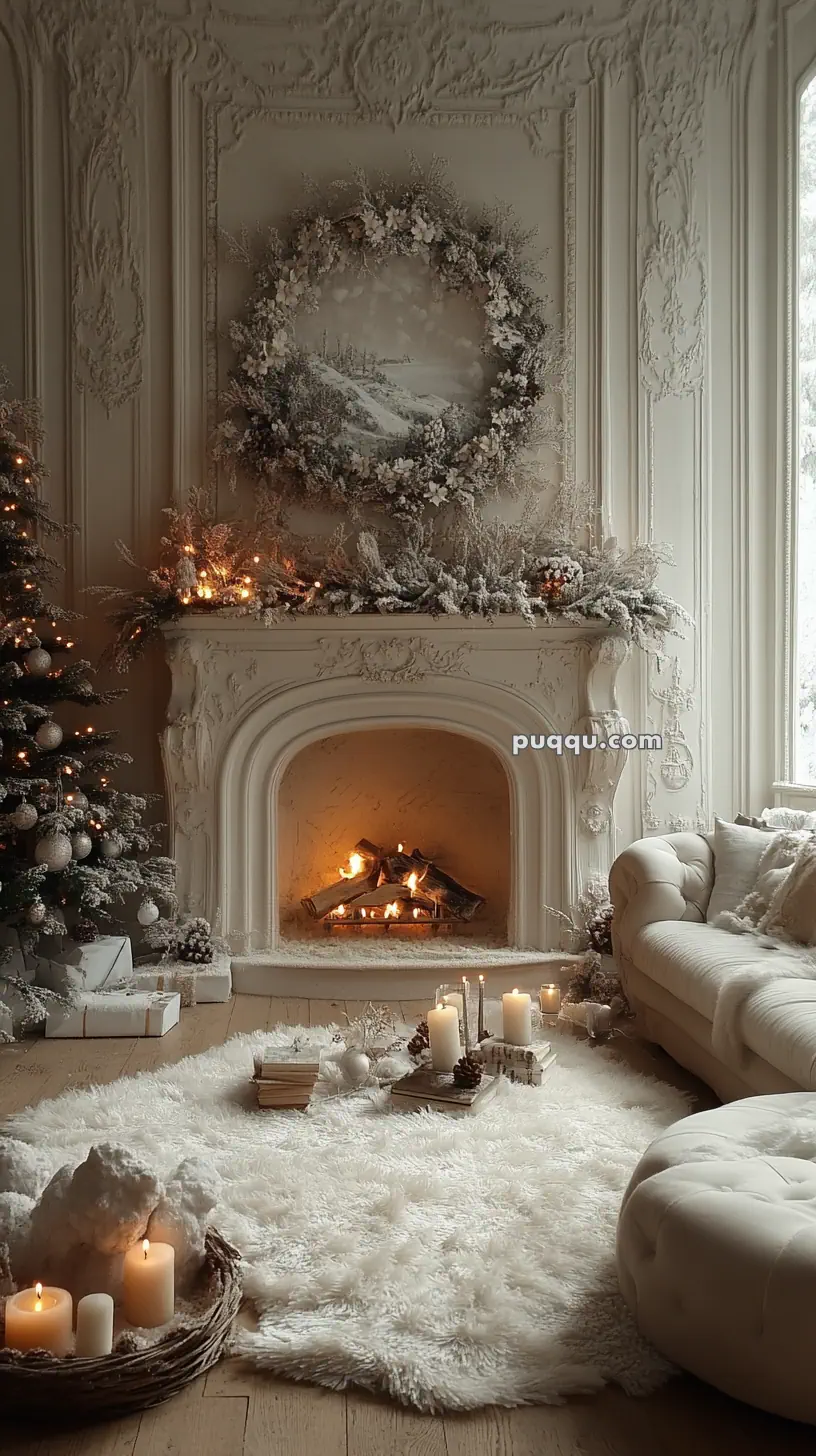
[0,374,175,963]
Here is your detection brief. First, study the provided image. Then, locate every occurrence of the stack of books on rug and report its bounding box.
[477,1037,556,1085]
[390,1067,500,1117]
[253,1044,321,1109]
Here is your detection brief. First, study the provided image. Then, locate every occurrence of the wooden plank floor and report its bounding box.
[1,995,813,1455]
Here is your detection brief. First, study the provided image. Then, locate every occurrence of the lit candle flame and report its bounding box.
[436,1002,445,1012]
[34,1281,43,1311]
[512,987,519,995]
[143,1238,150,1260]
[479,974,484,983]
[336,904,345,916]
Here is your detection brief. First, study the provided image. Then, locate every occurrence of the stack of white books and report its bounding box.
[476,1037,556,1086]
[390,1067,500,1116]
[252,1044,322,1109]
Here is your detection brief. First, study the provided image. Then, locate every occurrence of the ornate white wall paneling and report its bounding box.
[0,0,779,842]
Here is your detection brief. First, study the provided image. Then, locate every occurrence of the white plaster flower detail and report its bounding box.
[266,328,289,358]
[428,483,449,507]
[411,214,438,244]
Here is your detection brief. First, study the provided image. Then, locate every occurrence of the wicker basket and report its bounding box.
[0,1228,242,1421]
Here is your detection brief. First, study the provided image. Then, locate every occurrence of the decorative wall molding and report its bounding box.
[315,636,472,684]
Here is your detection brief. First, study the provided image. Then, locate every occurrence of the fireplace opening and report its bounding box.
[302,838,485,935]
[277,727,510,942]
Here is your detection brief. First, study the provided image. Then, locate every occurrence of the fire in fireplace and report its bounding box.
[301,838,485,935]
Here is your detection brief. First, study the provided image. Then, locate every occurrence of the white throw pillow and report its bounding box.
[760,838,816,944]
[706,816,780,923]
[713,830,807,935]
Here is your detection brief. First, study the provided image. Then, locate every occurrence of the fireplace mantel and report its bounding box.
[161,614,631,958]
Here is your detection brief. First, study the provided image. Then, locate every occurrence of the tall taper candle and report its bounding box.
[461,976,471,1052]
[477,975,485,1040]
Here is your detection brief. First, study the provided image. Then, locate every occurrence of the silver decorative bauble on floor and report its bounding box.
[337,1047,371,1087]
[100,834,124,859]
[70,831,93,860]
[34,720,63,750]
[34,831,73,872]
[24,647,51,676]
[137,899,160,926]
[11,801,38,831]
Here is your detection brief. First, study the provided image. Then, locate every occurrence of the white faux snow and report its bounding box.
[240,937,567,969]
[5,1025,688,1412]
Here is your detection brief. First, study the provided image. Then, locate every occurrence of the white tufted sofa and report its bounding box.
[610,832,816,1102]
[617,1095,816,1422]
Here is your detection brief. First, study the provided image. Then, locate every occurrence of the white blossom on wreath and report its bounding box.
[216,162,563,522]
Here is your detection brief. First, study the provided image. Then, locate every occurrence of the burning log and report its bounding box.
[345,884,413,909]
[384,849,485,921]
[301,862,380,919]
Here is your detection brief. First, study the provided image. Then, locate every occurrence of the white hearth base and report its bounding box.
[231,944,584,999]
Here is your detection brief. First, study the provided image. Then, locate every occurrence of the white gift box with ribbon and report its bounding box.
[45,990,181,1038]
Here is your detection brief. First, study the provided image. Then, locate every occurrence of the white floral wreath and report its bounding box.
[217,172,558,521]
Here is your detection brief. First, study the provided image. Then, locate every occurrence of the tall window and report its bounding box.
[796,80,816,782]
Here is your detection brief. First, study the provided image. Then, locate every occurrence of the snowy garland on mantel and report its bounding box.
[215,163,561,522]
[98,492,691,672]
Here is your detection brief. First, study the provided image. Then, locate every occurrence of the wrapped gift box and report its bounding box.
[130,955,232,1004]
[32,936,133,996]
[45,990,180,1039]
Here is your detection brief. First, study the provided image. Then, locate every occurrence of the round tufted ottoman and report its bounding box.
[617,1094,816,1422]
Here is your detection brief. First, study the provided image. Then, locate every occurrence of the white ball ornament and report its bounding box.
[137,899,160,927]
[27,899,46,925]
[338,1046,371,1087]
[34,721,63,750]
[24,648,51,677]
[70,831,92,860]
[100,834,124,860]
[34,831,73,872]
[11,801,38,831]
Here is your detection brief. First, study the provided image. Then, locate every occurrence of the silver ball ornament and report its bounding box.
[11,801,38,831]
[100,834,124,860]
[65,790,89,811]
[338,1046,371,1087]
[35,721,63,750]
[34,831,73,872]
[24,648,51,677]
[137,899,160,927]
[70,831,92,860]
[27,899,46,925]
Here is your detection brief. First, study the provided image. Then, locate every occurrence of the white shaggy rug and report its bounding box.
[4,1027,689,1412]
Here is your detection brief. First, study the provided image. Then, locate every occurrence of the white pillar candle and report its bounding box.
[502,988,532,1046]
[539,983,561,1016]
[122,1239,175,1328]
[427,1002,461,1071]
[441,991,463,1016]
[75,1292,114,1358]
[4,1282,73,1354]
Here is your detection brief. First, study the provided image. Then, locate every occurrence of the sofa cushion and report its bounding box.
[706,817,778,922]
[633,920,800,1021]
[633,921,816,1088]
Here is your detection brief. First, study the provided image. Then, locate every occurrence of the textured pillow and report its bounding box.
[706,817,780,923]
[761,839,816,944]
[734,813,777,830]
[713,831,807,935]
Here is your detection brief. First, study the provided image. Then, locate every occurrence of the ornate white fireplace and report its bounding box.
[161,616,630,993]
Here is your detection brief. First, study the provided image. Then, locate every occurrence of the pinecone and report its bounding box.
[407,1019,430,1057]
[73,919,98,944]
[175,916,214,964]
[453,1053,482,1089]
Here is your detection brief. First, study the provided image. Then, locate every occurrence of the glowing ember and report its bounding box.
[406,871,418,892]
